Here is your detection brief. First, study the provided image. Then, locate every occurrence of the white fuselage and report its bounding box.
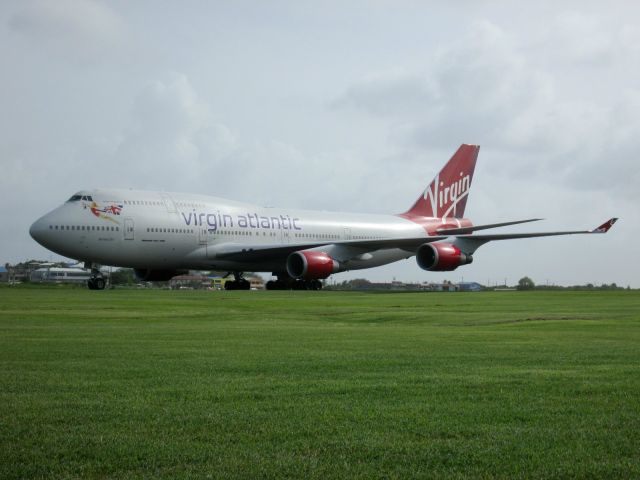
[30,188,430,274]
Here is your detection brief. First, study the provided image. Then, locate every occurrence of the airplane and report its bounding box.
[29,144,617,290]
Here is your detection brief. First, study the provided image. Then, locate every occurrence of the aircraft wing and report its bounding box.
[453,218,618,253]
[210,235,449,261]
[211,218,617,261]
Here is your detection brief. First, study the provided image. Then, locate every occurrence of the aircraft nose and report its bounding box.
[29,216,48,246]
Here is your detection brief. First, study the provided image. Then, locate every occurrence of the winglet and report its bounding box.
[591,218,618,233]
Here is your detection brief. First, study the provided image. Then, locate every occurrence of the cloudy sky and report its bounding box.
[1,0,638,287]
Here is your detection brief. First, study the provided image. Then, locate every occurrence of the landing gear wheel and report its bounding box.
[266,280,288,290]
[88,277,106,290]
[85,263,106,291]
[94,278,106,290]
[292,280,308,290]
[225,273,252,291]
[266,277,323,290]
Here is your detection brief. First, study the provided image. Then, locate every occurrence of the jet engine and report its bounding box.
[416,243,473,272]
[286,251,339,279]
[134,269,187,282]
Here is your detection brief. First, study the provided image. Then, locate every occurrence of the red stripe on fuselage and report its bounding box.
[397,214,473,236]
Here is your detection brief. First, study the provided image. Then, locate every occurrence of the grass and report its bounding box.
[1,287,639,479]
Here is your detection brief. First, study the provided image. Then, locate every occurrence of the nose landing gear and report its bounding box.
[87,277,106,290]
[85,263,106,290]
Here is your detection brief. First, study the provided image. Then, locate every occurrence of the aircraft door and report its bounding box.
[124,218,134,240]
[343,227,352,241]
[279,228,291,244]
[199,227,218,258]
[161,193,177,213]
[198,226,207,245]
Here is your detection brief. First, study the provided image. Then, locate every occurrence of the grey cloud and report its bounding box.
[336,21,555,150]
[84,74,238,193]
[333,70,437,117]
[335,19,638,203]
[8,0,125,63]
[67,74,377,215]
[551,12,616,66]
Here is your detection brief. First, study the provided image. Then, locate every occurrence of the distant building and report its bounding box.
[458,282,483,292]
[430,281,459,292]
[0,266,8,282]
[169,275,212,290]
[30,267,91,284]
[329,278,485,292]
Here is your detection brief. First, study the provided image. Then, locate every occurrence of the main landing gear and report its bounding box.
[85,263,106,290]
[265,278,323,291]
[224,272,251,290]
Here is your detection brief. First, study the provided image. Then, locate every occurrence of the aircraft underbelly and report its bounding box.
[342,249,409,271]
[184,248,411,273]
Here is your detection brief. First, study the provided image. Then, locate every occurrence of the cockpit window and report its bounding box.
[67,194,93,202]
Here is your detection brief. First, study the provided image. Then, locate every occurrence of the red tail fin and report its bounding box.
[404,144,479,219]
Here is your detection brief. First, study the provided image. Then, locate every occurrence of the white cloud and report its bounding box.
[64,74,377,215]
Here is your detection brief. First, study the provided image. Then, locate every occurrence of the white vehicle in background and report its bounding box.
[30,267,91,285]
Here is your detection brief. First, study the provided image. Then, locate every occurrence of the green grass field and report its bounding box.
[1,287,639,479]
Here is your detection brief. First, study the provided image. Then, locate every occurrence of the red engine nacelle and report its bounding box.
[286,251,339,279]
[416,242,473,272]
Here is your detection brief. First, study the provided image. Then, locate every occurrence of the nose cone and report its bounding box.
[29,216,48,246]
